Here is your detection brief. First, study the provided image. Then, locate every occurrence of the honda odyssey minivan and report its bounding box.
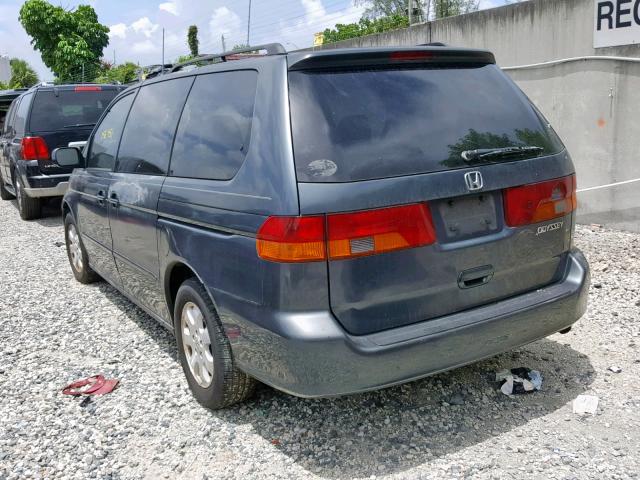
[55,44,589,409]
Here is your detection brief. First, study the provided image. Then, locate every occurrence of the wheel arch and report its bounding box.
[165,261,219,325]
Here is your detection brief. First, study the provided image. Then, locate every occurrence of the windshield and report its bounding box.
[29,89,120,132]
[289,64,564,183]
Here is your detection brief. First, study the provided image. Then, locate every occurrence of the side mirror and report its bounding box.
[52,147,84,169]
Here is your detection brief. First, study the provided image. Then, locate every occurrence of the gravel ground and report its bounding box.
[0,197,639,480]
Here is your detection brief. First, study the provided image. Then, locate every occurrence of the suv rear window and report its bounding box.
[289,65,564,183]
[29,89,120,132]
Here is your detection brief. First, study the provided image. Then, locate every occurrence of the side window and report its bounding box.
[86,93,136,170]
[3,99,18,134]
[13,93,32,136]
[116,77,193,175]
[170,70,258,180]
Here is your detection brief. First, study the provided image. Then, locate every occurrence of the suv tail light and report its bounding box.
[256,204,436,262]
[21,136,49,160]
[75,86,102,91]
[504,175,576,227]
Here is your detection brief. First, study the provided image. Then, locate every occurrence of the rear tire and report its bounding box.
[64,214,99,284]
[15,176,41,220]
[174,279,256,409]
[0,174,14,200]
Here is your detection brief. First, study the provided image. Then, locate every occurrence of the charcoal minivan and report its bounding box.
[56,45,589,409]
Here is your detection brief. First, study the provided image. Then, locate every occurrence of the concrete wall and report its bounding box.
[316,0,640,232]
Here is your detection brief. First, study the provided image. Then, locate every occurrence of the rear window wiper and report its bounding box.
[461,146,544,162]
[62,123,96,129]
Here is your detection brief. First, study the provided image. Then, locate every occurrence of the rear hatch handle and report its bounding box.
[458,265,494,289]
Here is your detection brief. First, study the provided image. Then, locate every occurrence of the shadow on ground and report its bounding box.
[97,278,594,478]
[7,197,63,228]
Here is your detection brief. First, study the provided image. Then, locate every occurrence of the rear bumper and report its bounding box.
[235,249,589,397]
[23,173,70,198]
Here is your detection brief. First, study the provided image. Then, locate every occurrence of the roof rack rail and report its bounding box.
[171,43,286,73]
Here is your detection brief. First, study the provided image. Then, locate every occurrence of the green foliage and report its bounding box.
[433,0,479,19]
[322,14,409,44]
[93,62,139,84]
[187,25,199,57]
[19,0,109,81]
[8,58,39,88]
[175,54,194,64]
[0,81,9,90]
[232,44,250,51]
[356,0,410,18]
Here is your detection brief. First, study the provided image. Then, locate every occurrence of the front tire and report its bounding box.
[0,173,14,200]
[174,279,256,409]
[64,214,99,284]
[15,176,41,220]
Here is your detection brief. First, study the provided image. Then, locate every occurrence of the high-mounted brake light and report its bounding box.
[21,136,49,161]
[389,51,434,62]
[504,175,576,227]
[75,86,102,91]
[256,203,437,263]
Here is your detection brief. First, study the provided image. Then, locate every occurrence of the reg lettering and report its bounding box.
[597,0,640,30]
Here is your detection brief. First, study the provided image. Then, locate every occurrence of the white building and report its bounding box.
[0,55,11,85]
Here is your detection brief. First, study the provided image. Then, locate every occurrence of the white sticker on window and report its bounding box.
[307,159,337,177]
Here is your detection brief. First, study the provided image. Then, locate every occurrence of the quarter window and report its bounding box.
[13,93,32,136]
[87,93,136,170]
[116,78,193,175]
[170,70,258,180]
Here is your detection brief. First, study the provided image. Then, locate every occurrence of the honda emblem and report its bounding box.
[464,171,483,191]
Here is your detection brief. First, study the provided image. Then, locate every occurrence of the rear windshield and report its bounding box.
[289,64,564,183]
[29,89,120,132]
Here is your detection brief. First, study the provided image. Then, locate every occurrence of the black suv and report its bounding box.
[0,83,125,219]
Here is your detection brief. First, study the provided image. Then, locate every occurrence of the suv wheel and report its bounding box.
[64,214,99,284]
[0,173,14,200]
[174,279,256,409]
[15,177,41,220]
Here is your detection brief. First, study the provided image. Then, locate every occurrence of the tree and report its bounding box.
[8,58,39,88]
[93,62,139,84]
[187,25,199,57]
[432,0,478,19]
[322,14,409,44]
[19,0,109,82]
[355,0,410,18]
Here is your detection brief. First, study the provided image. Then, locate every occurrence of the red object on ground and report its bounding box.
[62,375,119,396]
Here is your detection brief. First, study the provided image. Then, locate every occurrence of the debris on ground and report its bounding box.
[573,394,599,415]
[608,366,622,373]
[62,375,119,396]
[495,368,543,395]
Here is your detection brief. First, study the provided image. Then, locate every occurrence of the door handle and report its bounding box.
[96,190,106,206]
[108,192,119,208]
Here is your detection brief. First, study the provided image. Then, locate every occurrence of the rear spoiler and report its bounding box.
[288,47,495,71]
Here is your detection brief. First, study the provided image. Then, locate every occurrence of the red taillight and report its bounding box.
[256,203,436,262]
[256,216,326,262]
[504,175,577,227]
[327,204,436,259]
[75,86,101,91]
[21,136,49,160]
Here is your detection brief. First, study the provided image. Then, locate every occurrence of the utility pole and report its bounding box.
[246,0,252,46]
[161,28,165,73]
[81,63,85,82]
[221,34,226,52]
[408,0,413,26]
[113,49,116,66]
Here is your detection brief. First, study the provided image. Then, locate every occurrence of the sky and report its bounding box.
[0,0,507,80]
